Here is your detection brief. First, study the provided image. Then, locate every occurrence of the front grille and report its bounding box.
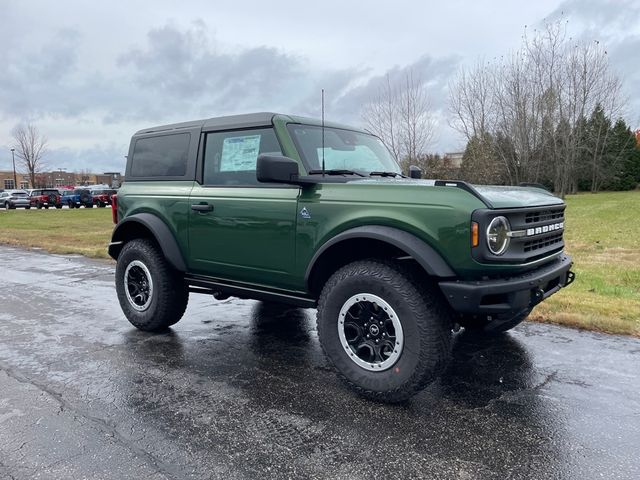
[505,205,565,263]
[525,209,564,224]
[523,232,563,253]
[473,204,566,265]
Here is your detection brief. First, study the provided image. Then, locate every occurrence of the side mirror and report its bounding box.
[256,154,301,184]
[409,165,422,179]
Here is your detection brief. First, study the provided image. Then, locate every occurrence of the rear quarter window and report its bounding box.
[130,133,190,178]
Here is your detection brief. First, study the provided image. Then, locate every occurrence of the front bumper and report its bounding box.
[439,254,574,316]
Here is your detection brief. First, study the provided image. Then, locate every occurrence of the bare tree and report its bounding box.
[362,75,402,161]
[399,71,436,165]
[362,71,435,170]
[448,18,623,196]
[12,124,47,189]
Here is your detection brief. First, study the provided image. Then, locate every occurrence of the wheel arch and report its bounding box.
[108,213,186,272]
[305,226,456,296]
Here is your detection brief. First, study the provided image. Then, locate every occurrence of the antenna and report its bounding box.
[321,88,325,176]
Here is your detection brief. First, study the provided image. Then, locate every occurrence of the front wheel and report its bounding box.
[115,238,189,331]
[317,260,452,403]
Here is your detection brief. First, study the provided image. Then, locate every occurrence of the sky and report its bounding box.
[0,0,639,174]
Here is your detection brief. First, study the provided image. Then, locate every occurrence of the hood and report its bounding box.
[472,185,563,208]
[342,177,563,209]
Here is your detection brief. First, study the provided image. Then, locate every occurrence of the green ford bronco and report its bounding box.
[109,112,574,402]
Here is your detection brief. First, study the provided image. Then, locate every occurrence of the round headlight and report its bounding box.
[486,216,510,255]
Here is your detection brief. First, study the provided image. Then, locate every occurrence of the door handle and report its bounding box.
[191,203,214,212]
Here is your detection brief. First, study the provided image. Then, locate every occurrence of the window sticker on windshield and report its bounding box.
[220,135,261,171]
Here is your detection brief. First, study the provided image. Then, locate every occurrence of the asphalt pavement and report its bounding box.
[0,245,638,479]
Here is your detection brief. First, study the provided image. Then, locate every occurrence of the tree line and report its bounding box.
[363,18,640,196]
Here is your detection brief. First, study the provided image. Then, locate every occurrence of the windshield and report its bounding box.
[287,125,400,174]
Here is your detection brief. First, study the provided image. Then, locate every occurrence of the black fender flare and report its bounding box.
[108,213,186,272]
[304,225,457,288]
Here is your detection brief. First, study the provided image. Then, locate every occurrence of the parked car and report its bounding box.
[1,190,31,209]
[28,189,63,209]
[90,188,117,207]
[60,188,94,208]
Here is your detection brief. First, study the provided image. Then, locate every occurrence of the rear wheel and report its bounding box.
[115,238,189,331]
[44,205,49,209]
[317,259,452,403]
[68,201,75,209]
[36,203,42,209]
[55,205,62,209]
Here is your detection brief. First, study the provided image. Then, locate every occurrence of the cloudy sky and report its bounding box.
[0,0,638,173]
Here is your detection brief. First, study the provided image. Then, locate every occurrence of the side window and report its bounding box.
[130,133,190,178]
[202,128,282,186]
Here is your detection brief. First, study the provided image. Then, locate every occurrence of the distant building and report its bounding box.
[443,151,464,168]
[0,171,30,190]
[0,170,122,190]
[635,129,640,147]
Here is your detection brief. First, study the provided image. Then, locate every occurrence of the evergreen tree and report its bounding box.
[608,119,640,190]
[460,133,502,184]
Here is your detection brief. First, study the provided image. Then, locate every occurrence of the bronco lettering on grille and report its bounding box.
[525,222,564,237]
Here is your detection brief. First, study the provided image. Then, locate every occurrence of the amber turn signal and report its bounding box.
[471,222,479,247]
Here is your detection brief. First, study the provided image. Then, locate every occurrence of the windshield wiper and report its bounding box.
[369,171,404,178]
[308,169,365,177]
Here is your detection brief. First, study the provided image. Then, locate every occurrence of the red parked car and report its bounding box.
[28,189,63,209]
[90,189,117,207]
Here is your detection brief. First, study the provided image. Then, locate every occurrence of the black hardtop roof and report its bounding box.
[134,112,279,135]
[133,112,368,136]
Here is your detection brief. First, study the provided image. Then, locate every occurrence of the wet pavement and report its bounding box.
[0,245,638,480]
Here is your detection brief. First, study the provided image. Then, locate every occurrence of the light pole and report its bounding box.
[10,148,17,189]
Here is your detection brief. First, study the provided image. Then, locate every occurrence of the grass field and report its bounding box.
[0,207,113,259]
[1,192,639,336]
[531,191,640,336]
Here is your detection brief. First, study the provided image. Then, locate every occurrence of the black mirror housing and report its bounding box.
[256,154,301,184]
[409,165,422,179]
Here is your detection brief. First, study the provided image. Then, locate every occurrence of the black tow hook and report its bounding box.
[530,288,545,307]
[566,270,576,286]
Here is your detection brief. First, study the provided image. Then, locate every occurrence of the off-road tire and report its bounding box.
[115,238,189,332]
[68,201,75,209]
[55,205,62,209]
[36,203,42,209]
[85,203,93,208]
[317,259,452,403]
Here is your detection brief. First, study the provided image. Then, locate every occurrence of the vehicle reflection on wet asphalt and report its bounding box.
[0,246,638,479]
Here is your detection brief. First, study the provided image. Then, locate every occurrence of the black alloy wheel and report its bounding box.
[317,259,452,403]
[115,238,189,331]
